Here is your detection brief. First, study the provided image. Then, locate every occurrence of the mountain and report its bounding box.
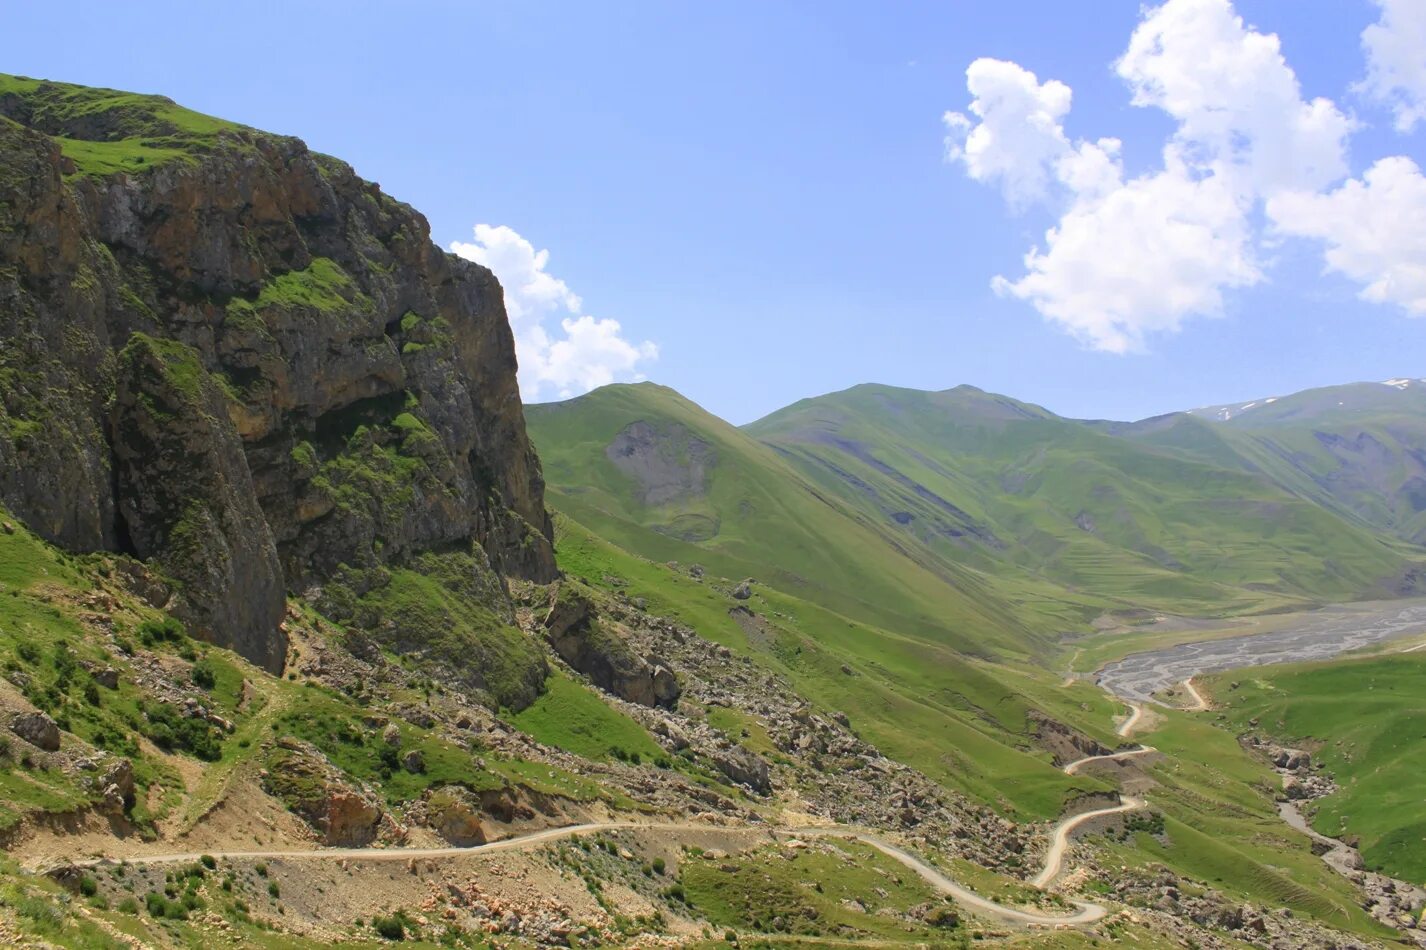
[1175,380,1426,545]
[528,381,1421,644]
[0,74,554,677]
[526,382,1059,658]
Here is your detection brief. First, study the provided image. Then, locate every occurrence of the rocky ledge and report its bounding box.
[0,76,556,672]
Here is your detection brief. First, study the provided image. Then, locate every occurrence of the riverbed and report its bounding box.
[1097,598,1426,702]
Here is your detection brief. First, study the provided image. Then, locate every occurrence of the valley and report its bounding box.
[1095,597,1426,701]
[0,70,1423,950]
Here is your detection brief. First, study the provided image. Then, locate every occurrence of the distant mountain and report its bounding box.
[1188,378,1426,425]
[1170,381,1426,544]
[525,383,1048,659]
[528,382,1425,663]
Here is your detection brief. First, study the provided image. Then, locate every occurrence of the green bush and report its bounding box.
[373,914,406,940]
[141,701,223,760]
[78,875,98,897]
[138,616,186,647]
[191,662,216,690]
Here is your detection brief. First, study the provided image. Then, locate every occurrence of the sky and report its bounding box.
[4,0,1425,424]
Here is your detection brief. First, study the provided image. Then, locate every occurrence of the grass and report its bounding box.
[226,257,371,320]
[1,72,248,178]
[679,839,963,941]
[1206,651,1426,884]
[552,512,1116,820]
[269,684,609,807]
[508,669,664,762]
[1099,707,1399,941]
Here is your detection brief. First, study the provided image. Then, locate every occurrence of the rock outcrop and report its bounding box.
[543,586,680,708]
[262,737,385,846]
[9,712,60,751]
[0,76,556,672]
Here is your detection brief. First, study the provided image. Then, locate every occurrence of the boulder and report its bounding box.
[10,711,60,751]
[426,786,487,845]
[543,586,681,708]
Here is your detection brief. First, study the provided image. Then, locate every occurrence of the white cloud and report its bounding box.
[943,58,1074,207]
[1359,0,1426,132]
[450,224,657,400]
[996,167,1258,353]
[1117,0,1351,196]
[945,0,1361,352]
[1268,157,1426,315]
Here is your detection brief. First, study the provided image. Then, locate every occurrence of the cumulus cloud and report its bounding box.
[1268,157,1426,315]
[450,225,657,400]
[1358,0,1426,132]
[1117,0,1351,196]
[944,0,1377,352]
[943,58,1074,207]
[995,166,1258,353]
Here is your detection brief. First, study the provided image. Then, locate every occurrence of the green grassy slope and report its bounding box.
[0,73,250,177]
[556,514,1399,939]
[1205,651,1426,885]
[552,514,1115,819]
[747,383,1415,615]
[1158,381,1426,547]
[528,383,1078,660]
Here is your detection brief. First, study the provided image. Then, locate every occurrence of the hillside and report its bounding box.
[526,383,1070,659]
[1177,380,1426,546]
[529,381,1420,639]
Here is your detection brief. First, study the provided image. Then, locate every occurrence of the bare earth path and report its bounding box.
[1031,797,1146,889]
[1180,677,1209,711]
[1062,746,1156,776]
[58,745,1158,929]
[1116,700,1146,737]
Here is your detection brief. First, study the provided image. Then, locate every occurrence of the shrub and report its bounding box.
[373,914,406,940]
[267,881,280,899]
[138,616,186,647]
[191,663,216,690]
[652,857,666,875]
[141,701,223,760]
[200,854,217,870]
[117,896,140,915]
[78,875,98,897]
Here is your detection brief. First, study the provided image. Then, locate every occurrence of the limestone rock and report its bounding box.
[0,79,557,674]
[262,738,383,845]
[10,711,60,751]
[426,785,487,845]
[543,585,681,708]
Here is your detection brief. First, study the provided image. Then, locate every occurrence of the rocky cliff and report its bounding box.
[0,75,556,673]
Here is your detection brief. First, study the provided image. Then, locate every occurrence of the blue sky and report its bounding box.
[5,1,1424,423]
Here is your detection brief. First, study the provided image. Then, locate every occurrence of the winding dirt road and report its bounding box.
[60,746,1156,929]
[1062,745,1156,775]
[1116,700,1146,737]
[1031,796,1146,888]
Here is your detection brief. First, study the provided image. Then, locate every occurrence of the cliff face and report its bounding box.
[0,76,556,673]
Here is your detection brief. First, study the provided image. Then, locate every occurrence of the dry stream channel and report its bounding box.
[1096,598,1426,703]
